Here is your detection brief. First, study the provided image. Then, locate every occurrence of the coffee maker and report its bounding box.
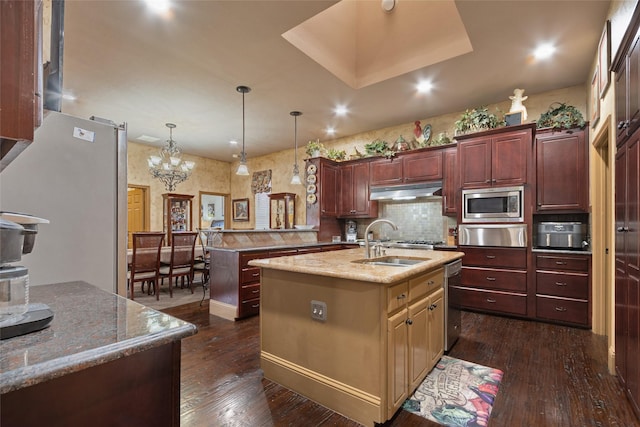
[0,212,52,340]
[345,220,357,242]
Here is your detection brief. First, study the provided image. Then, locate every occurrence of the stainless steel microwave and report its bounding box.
[462,186,524,223]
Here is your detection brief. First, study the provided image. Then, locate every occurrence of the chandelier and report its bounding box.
[147,123,195,191]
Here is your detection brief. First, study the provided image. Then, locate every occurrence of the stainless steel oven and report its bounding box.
[462,186,524,223]
[458,224,527,247]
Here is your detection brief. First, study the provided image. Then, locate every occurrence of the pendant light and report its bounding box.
[236,85,251,176]
[290,111,303,185]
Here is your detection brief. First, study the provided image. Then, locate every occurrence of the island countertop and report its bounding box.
[0,281,197,395]
[249,247,464,283]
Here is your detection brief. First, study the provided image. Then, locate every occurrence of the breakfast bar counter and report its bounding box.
[0,281,197,426]
[250,248,463,427]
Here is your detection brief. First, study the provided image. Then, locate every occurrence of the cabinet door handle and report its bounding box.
[485,179,492,183]
[555,282,567,287]
[486,277,496,281]
[555,261,567,265]
[252,289,260,293]
[252,272,260,277]
[427,280,435,286]
[429,303,438,310]
[618,121,626,130]
[617,226,625,232]
[252,304,260,308]
[485,255,496,259]
[406,318,413,325]
[486,298,496,303]
[397,294,406,300]
[554,306,567,312]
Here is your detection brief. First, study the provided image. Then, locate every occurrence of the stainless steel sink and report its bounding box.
[352,256,429,267]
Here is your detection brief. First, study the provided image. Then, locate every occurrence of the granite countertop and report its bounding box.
[0,281,197,394]
[203,228,317,233]
[249,248,464,284]
[208,241,358,253]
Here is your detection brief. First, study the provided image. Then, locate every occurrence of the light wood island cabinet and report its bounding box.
[251,248,461,426]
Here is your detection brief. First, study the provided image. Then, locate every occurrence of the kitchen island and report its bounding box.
[0,281,197,427]
[250,248,463,427]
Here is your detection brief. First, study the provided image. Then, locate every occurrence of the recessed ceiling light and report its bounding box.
[417,80,433,93]
[334,105,348,116]
[533,43,555,60]
[137,134,161,143]
[229,139,238,145]
[62,92,76,101]
[144,0,170,14]
[326,127,336,135]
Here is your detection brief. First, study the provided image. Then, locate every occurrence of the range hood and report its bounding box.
[370,182,443,201]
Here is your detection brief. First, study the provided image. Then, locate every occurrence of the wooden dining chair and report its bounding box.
[194,228,212,304]
[128,232,165,301]
[159,231,198,297]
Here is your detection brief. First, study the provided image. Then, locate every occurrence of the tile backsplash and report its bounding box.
[355,199,457,242]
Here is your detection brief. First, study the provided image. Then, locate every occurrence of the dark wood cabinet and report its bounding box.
[162,193,193,245]
[451,246,528,317]
[442,146,458,215]
[535,128,589,212]
[0,0,43,172]
[318,159,339,217]
[534,252,591,327]
[457,125,533,189]
[305,158,342,242]
[339,161,377,218]
[370,148,443,186]
[613,12,640,418]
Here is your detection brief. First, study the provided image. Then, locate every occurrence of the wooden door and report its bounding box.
[491,130,530,187]
[443,147,458,215]
[427,288,445,367]
[352,162,373,216]
[408,297,429,391]
[403,150,443,182]
[127,187,147,249]
[387,308,408,414]
[320,161,339,217]
[459,137,492,188]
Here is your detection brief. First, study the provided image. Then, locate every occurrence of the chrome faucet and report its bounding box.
[364,219,398,258]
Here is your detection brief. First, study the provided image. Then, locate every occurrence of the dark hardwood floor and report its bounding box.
[163,303,639,427]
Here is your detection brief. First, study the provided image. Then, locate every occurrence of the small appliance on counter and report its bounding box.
[536,222,588,250]
[0,212,52,340]
[345,220,357,243]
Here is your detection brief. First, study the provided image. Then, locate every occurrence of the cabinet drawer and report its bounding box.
[462,247,527,269]
[387,282,409,313]
[241,267,261,284]
[240,282,260,301]
[409,268,443,301]
[536,254,589,272]
[239,297,261,317]
[461,266,527,292]
[536,295,589,326]
[450,286,527,316]
[536,271,589,299]
[240,251,269,268]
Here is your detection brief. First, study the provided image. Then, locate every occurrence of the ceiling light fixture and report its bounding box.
[236,85,251,176]
[326,126,336,135]
[334,105,348,116]
[417,80,433,93]
[147,123,195,191]
[381,0,395,12]
[533,43,555,60]
[290,111,303,185]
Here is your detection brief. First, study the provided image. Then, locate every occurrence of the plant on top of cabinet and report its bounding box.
[305,139,325,158]
[454,106,505,136]
[536,103,586,130]
[326,148,347,162]
[364,139,396,158]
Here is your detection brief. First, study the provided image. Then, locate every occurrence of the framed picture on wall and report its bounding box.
[598,20,611,99]
[591,67,600,128]
[232,198,250,221]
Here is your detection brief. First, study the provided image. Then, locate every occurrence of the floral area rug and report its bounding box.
[402,356,503,427]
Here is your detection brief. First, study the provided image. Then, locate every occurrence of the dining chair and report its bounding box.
[194,228,211,304]
[128,232,165,301]
[159,231,198,297]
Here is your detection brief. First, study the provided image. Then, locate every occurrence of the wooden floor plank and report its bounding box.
[163,303,638,427]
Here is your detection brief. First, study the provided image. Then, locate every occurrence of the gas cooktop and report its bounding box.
[391,240,445,249]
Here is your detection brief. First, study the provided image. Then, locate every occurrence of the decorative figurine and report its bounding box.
[413,121,425,145]
[509,88,528,121]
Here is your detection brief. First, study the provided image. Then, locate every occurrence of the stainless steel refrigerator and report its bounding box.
[0,111,127,294]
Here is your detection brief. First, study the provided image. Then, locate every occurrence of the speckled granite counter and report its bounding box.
[207,241,357,253]
[1,281,197,427]
[249,247,464,283]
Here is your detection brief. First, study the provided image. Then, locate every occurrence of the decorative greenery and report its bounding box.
[305,139,325,157]
[364,139,395,158]
[431,132,452,146]
[454,106,505,135]
[326,148,347,161]
[350,146,366,160]
[536,103,586,129]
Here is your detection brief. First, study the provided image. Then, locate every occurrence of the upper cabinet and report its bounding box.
[535,128,589,213]
[615,27,640,146]
[1,0,43,171]
[339,161,378,218]
[457,125,533,189]
[370,149,443,186]
[442,146,458,216]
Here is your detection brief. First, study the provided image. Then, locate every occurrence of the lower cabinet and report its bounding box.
[534,251,591,327]
[451,247,528,317]
[387,270,444,416]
